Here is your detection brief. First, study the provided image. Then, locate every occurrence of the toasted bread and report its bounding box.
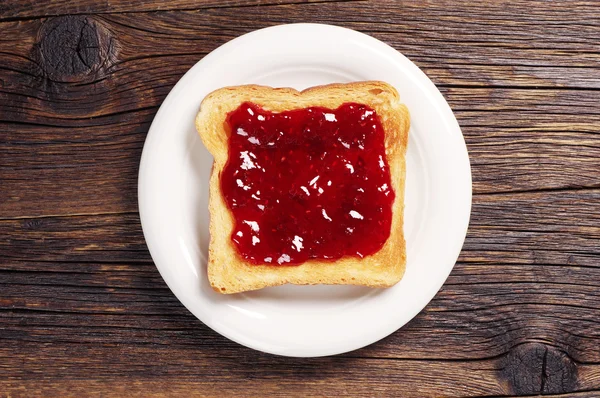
[195,82,409,293]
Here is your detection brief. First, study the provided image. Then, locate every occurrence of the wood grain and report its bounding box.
[0,0,362,21]
[0,347,507,397]
[1,0,599,396]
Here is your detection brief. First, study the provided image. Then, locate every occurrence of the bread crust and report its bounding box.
[195,82,410,293]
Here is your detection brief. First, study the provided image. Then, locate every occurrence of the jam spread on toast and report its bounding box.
[221,102,395,265]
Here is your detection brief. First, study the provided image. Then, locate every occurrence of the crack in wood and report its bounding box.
[541,345,549,394]
[474,186,600,196]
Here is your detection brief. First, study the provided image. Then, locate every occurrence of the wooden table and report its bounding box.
[1,1,599,396]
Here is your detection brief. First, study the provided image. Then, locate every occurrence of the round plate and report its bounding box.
[138,23,471,357]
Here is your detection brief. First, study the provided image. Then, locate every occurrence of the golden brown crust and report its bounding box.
[195,82,410,293]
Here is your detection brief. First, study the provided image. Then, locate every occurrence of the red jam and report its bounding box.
[221,102,395,265]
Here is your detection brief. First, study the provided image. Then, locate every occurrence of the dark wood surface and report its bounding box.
[1,0,599,396]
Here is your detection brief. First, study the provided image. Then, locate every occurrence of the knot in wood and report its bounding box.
[36,16,113,83]
[498,342,578,395]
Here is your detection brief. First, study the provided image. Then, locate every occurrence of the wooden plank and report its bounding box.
[546,392,600,398]
[2,86,598,217]
[444,86,600,194]
[1,260,600,364]
[460,190,600,269]
[0,0,354,21]
[2,380,597,398]
[0,120,149,218]
[2,189,599,265]
[0,343,508,397]
[0,213,150,262]
[0,4,598,90]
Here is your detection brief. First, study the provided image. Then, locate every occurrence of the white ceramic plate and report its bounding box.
[138,23,471,357]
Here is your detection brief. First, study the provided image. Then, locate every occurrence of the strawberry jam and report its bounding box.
[221,102,395,265]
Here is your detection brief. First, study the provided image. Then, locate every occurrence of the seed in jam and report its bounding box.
[221,102,395,265]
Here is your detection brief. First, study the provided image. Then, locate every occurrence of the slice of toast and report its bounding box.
[196,82,410,294]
